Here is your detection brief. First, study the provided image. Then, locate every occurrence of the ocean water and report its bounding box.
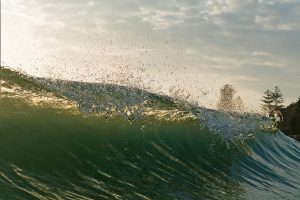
[0,66,300,200]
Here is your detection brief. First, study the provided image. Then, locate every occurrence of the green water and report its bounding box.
[0,67,300,199]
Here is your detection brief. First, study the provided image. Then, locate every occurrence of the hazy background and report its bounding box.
[1,0,300,110]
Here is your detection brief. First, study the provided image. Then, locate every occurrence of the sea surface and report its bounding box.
[1,66,300,200]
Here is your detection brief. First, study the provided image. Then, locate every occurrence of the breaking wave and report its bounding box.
[0,66,299,199]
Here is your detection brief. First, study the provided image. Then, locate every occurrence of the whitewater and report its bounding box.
[0,66,300,200]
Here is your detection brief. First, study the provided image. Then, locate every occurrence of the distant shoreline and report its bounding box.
[279,98,300,142]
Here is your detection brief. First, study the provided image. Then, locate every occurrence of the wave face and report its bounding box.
[1,67,300,200]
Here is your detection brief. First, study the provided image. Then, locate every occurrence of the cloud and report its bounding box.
[2,0,300,107]
[255,15,300,31]
[252,51,271,56]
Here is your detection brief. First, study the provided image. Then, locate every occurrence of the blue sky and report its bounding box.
[1,0,300,110]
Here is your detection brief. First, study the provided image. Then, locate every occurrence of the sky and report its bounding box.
[1,0,300,110]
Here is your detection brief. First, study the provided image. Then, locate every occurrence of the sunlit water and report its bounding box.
[1,67,300,200]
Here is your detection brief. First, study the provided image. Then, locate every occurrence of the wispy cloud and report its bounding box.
[1,0,300,107]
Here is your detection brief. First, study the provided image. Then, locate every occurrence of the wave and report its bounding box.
[0,66,300,199]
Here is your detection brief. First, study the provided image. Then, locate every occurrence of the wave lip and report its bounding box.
[1,66,274,140]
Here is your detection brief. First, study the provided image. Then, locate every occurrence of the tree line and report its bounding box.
[216,84,299,140]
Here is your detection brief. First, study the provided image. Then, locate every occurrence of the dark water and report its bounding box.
[0,67,300,199]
